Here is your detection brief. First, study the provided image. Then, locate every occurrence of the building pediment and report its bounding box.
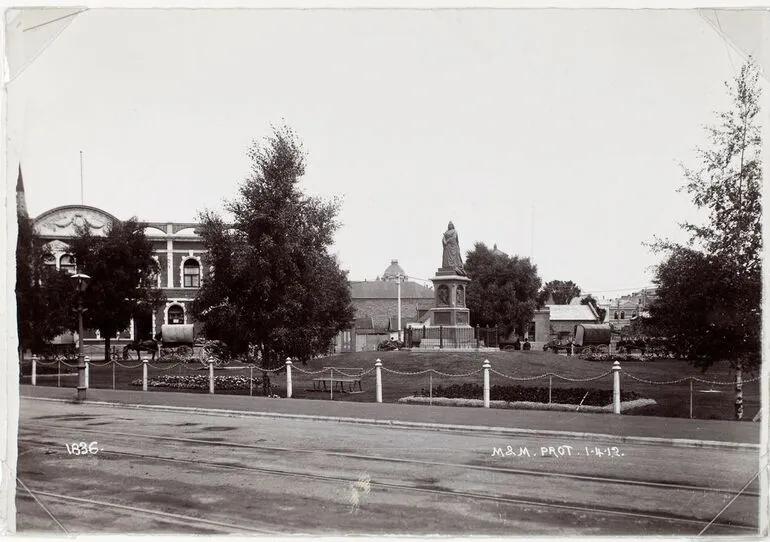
[33,205,117,238]
[43,240,71,253]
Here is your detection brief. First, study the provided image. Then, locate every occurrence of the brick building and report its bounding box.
[335,260,435,352]
[530,304,599,347]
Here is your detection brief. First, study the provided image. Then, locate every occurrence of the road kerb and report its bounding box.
[21,395,759,451]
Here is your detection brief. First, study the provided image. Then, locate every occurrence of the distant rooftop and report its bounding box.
[546,304,598,321]
[382,259,406,281]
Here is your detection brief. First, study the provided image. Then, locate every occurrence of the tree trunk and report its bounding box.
[261,345,271,396]
[104,336,112,362]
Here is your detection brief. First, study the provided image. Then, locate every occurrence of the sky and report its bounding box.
[6,7,766,298]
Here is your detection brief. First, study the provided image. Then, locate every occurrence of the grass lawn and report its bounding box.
[20,349,760,421]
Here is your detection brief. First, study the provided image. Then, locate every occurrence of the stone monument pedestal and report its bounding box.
[429,268,472,328]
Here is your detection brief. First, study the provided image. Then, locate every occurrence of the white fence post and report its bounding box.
[483,359,491,408]
[84,356,90,389]
[142,356,149,391]
[31,355,37,386]
[209,358,215,394]
[612,360,621,414]
[286,357,293,398]
[375,359,382,403]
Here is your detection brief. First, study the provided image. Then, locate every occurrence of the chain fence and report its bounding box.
[20,354,761,420]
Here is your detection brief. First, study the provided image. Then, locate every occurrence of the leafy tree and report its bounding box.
[648,58,762,374]
[70,218,164,360]
[677,60,762,274]
[16,210,76,356]
[581,294,606,322]
[190,124,355,394]
[647,248,759,371]
[464,242,541,338]
[537,280,581,306]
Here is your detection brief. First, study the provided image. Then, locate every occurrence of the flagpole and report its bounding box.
[80,150,84,204]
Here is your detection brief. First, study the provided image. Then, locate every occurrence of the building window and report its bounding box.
[620,311,625,319]
[183,259,200,288]
[614,311,618,320]
[59,254,77,275]
[527,321,536,338]
[167,304,185,324]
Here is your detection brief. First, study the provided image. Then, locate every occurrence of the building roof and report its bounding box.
[350,280,434,299]
[546,304,598,321]
[382,259,406,281]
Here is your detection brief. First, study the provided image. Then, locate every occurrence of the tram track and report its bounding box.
[19,423,760,498]
[16,489,280,534]
[18,432,758,533]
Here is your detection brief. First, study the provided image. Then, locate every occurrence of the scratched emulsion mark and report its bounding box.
[348,474,371,513]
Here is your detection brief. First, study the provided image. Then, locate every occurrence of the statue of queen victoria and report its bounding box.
[442,221,465,275]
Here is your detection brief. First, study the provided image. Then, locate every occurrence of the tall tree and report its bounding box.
[581,294,606,322]
[649,58,762,374]
[70,218,164,360]
[16,205,76,356]
[678,60,762,274]
[464,242,541,337]
[190,124,355,394]
[537,280,581,306]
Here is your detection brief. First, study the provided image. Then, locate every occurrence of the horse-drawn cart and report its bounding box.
[572,323,612,354]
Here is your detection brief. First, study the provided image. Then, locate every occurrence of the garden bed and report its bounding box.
[412,383,643,406]
[130,374,262,391]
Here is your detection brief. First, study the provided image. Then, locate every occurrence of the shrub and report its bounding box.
[414,383,641,406]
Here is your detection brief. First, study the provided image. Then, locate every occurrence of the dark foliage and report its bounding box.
[70,218,165,360]
[190,124,355,394]
[416,383,641,406]
[464,242,541,337]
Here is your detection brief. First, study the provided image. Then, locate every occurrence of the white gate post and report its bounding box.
[375,359,382,403]
[209,358,215,394]
[483,359,491,408]
[84,356,90,389]
[142,356,149,391]
[31,355,37,386]
[612,360,621,414]
[285,357,293,398]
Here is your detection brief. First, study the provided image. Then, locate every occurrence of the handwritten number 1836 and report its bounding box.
[65,442,100,455]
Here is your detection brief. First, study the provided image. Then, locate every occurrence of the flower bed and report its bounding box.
[413,383,642,406]
[579,353,672,362]
[130,374,261,391]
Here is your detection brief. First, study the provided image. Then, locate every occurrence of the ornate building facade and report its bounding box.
[30,198,207,349]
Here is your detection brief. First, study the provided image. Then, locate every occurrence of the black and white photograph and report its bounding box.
[2,4,768,538]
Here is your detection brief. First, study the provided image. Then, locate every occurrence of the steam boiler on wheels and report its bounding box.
[572,323,612,354]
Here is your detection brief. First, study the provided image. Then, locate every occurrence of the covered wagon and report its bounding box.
[573,323,612,354]
[159,324,196,345]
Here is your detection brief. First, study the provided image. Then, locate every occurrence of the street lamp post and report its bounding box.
[396,273,404,342]
[72,273,90,401]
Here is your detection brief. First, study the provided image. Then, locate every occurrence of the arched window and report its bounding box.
[183,259,200,288]
[168,304,185,325]
[614,311,618,320]
[59,254,77,275]
[42,253,56,267]
[620,311,625,319]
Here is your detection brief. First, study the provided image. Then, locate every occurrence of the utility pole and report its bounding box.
[80,150,84,204]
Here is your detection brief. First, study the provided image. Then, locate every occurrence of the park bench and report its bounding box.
[310,367,364,394]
